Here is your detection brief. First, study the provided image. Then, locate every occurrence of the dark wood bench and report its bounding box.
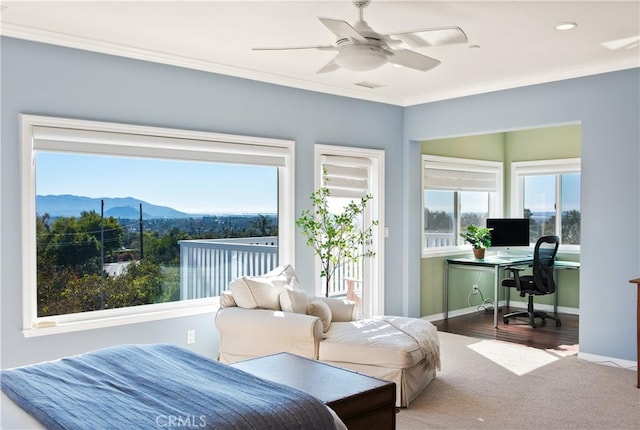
[231,352,396,429]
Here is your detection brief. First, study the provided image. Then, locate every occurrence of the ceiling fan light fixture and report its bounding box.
[253,0,467,74]
[334,45,387,71]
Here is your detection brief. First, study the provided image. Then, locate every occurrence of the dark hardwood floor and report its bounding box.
[432,306,579,351]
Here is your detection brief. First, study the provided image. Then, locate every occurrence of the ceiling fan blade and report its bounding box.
[387,26,468,48]
[316,58,340,74]
[387,49,441,72]
[319,17,367,42]
[252,45,337,52]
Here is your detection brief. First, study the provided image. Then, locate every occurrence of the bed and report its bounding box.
[1,344,346,430]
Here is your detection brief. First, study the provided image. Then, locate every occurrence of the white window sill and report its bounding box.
[422,247,473,259]
[423,245,581,259]
[557,246,581,255]
[23,299,220,338]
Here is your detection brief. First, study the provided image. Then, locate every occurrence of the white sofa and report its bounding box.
[214,265,441,407]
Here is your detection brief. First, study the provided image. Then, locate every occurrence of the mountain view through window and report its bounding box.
[35,151,278,317]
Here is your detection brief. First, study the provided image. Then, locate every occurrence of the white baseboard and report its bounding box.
[577,351,638,371]
[423,301,579,321]
[422,314,444,322]
[423,301,506,322]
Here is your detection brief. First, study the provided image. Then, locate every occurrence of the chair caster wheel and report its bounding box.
[503,317,509,324]
[556,320,562,328]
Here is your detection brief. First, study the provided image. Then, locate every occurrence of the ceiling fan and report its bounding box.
[253,0,468,74]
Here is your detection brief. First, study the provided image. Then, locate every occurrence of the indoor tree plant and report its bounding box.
[460,224,493,259]
[296,178,377,297]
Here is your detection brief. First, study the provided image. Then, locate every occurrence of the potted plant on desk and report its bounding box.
[460,225,493,259]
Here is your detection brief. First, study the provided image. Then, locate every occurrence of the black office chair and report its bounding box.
[501,235,561,328]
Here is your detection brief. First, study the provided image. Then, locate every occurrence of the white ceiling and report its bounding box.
[1,1,639,106]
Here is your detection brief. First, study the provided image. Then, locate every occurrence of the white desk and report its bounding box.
[445,256,579,328]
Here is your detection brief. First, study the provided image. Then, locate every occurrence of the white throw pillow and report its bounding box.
[307,299,332,332]
[260,264,298,283]
[319,297,359,322]
[229,275,287,310]
[219,290,237,308]
[279,280,310,314]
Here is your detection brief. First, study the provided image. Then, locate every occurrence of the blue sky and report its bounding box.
[37,152,580,216]
[525,173,580,212]
[36,152,278,214]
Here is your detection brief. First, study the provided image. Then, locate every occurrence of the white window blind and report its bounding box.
[32,126,288,167]
[423,157,501,192]
[320,155,371,198]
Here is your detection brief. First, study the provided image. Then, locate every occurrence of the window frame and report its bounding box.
[421,155,503,258]
[510,158,581,253]
[314,144,385,318]
[20,114,295,337]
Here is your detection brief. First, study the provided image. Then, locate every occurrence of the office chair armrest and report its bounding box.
[504,267,524,275]
[504,267,524,292]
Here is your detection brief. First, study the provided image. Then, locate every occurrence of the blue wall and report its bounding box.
[404,69,640,362]
[2,36,638,367]
[0,37,403,367]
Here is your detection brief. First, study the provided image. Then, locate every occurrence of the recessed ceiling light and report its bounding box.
[555,22,577,31]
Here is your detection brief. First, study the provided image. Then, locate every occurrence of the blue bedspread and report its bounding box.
[1,344,337,430]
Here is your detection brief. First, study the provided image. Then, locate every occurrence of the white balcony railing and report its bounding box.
[179,236,357,300]
[424,231,456,248]
[325,259,361,298]
[179,237,278,300]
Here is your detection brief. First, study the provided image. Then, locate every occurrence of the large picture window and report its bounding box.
[422,155,503,256]
[21,115,295,335]
[511,158,581,249]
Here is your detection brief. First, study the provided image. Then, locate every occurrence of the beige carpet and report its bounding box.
[396,331,639,430]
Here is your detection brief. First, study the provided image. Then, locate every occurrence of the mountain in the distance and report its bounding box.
[105,206,147,219]
[36,195,189,219]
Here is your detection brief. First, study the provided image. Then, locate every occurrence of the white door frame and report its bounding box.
[314,144,385,318]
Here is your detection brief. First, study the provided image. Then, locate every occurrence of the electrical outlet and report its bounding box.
[186,330,196,345]
[472,284,479,295]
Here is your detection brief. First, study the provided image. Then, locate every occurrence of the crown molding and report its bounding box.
[402,58,640,106]
[1,23,403,106]
[2,23,638,108]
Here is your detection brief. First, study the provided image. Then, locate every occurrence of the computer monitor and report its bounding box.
[486,218,530,256]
